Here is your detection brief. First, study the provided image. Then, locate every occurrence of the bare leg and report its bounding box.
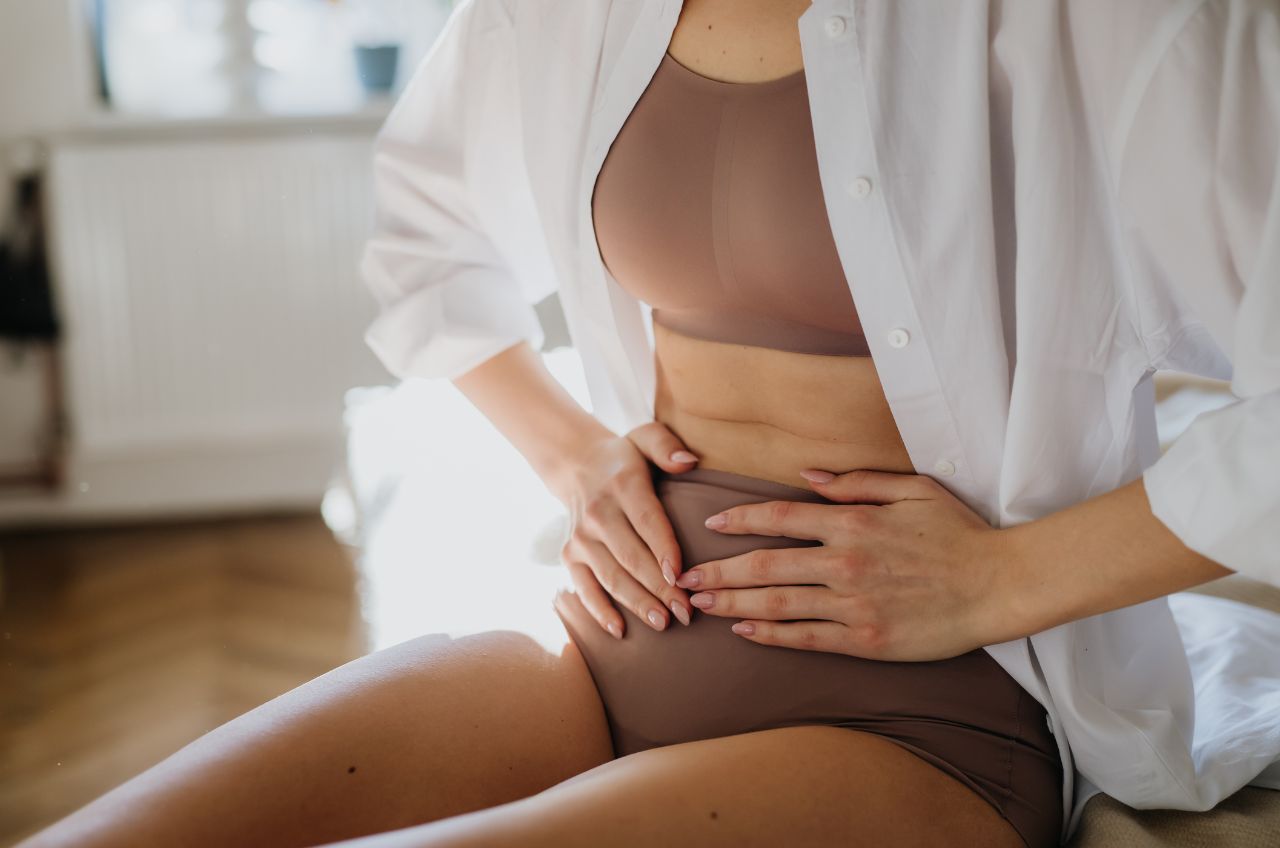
[314,726,1030,848]
[16,625,614,848]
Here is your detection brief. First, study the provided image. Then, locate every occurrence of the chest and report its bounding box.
[506,0,1157,522]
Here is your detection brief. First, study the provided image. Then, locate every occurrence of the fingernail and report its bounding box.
[676,570,701,589]
[661,556,676,587]
[704,513,727,529]
[670,601,690,626]
[799,468,835,483]
[731,621,755,636]
[607,621,622,639]
[690,592,715,609]
[647,609,667,631]
[670,450,698,463]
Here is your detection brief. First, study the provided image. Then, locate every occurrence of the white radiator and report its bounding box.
[0,129,389,523]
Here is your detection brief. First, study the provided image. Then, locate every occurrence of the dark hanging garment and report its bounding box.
[0,171,60,342]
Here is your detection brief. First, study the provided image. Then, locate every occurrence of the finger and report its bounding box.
[803,467,941,504]
[581,535,678,632]
[688,585,837,621]
[705,499,874,541]
[615,474,685,585]
[729,619,851,655]
[565,561,624,639]
[626,421,700,473]
[596,503,692,627]
[676,546,838,591]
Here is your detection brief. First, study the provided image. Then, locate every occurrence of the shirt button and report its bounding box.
[823,15,848,38]
[886,327,910,348]
[849,176,873,198]
[933,459,956,477]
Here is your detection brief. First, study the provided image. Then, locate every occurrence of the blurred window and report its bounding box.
[89,0,454,118]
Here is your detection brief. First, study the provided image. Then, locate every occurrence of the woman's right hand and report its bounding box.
[551,421,701,639]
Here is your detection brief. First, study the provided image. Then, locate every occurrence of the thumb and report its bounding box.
[799,467,934,504]
[626,421,700,473]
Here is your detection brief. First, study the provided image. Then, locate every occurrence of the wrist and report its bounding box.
[533,420,617,503]
[984,523,1062,641]
[988,477,1237,643]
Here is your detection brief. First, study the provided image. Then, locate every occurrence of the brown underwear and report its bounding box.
[553,463,1063,848]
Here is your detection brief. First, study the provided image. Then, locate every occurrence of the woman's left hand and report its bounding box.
[675,467,1027,662]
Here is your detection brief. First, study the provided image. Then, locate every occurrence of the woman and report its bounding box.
[21,1,1280,847]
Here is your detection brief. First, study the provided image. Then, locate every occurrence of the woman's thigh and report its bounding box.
[316,725,1030,848]
[19,623,614,848]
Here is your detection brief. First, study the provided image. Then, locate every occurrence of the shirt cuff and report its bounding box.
[1142,388,1280,587]
[362,261,545,382]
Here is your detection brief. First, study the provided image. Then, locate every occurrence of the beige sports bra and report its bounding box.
[591,50,871,357]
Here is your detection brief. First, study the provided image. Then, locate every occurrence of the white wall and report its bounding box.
[0,0,95,141]
[0,0,96,232]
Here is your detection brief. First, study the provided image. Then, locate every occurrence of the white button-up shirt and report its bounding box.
[359,0,1280,840]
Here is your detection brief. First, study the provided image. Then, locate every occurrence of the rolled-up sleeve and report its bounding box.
[359,0,546,382]
[1118,0,1280,585]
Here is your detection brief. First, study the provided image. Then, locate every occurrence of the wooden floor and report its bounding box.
[0,513,368,846]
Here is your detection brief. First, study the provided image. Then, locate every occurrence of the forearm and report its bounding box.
[999,475,1234,637]
[450,340,616,499]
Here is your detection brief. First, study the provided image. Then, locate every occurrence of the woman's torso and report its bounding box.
[596,0,914,488]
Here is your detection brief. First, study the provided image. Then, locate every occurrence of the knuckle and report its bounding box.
[619,461,652,486]
[700,560,721,585]
[768,499,794,525]
[583,497,610,524]
[839,506,873,533]
[748,548,773,581]
[848,468,876,490]
[798,626,819,650]
[849,592,877,622]
[569,531,594,558]
[627,420,659,442]
[855,621,889,655]
[622,429,645,451]
[578,510,598,533]
[765,588,790,615]
[835,548,865,576]
[568,529,592,555]
[558,535,583,561]
[631,503,663,531]
[619,546,648,578]
[848,600,889,654]
[590,561,618,594]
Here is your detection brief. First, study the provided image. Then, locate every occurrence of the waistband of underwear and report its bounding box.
[651,463,834,504]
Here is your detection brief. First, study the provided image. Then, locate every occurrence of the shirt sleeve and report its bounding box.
[1117,0,1280,586]
[358,0,547,382]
